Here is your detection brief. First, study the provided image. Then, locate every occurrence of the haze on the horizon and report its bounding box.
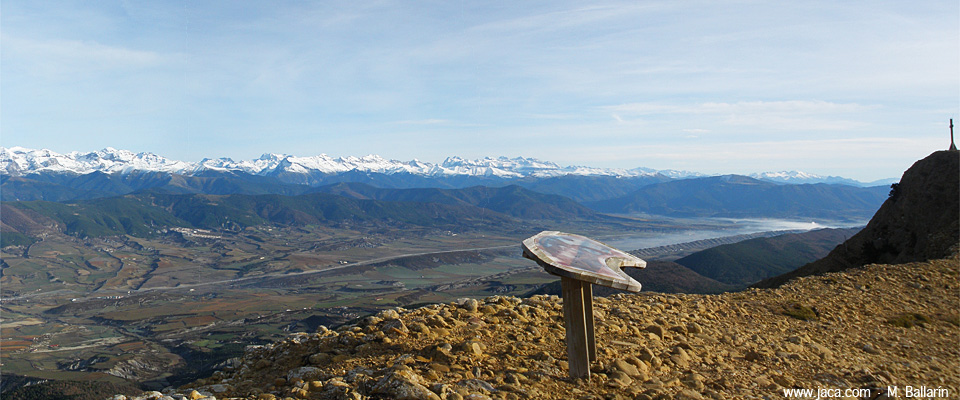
[1,1,957,182]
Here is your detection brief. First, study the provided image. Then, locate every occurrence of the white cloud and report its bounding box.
[393,119,451,125]
[2,35,165,79]
[702,101,878,114]
[600,100,882,132]
[465,3,657,36]
[525,113,581,120]
[605,100,878,115]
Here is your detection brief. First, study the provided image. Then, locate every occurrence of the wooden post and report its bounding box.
[582,282,596,362]
[560,276,591,379]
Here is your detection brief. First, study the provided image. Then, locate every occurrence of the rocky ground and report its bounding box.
[114,253,959,400]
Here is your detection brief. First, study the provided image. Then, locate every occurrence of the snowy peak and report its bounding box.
[750,171,875,186]
[1,146,191,175]
[438,156,529,178]
[3,147,665,179]
[191,153,438,176]
[656,169,708,179]
[0,146,885,185]
[752,170,820,182]
[437,156,665,178]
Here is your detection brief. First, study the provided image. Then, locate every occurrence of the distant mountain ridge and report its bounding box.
[0,191,517,241]
[750,171,896,187]
[0,183,604,242]
[2,147,894,220]
[314,182,598,220]
[1,146,885,185]
[1,147,667,179]
[586,174,888,220]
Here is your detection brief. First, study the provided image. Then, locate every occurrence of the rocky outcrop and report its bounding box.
[755,150,959,288]
[117,252,959,400]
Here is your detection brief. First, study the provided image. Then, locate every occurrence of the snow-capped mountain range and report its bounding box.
[0,146,889,186]
[0,147,684,179]
[748,171,869,186]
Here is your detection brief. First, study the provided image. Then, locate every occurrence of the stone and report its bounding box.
[676,389,704,400]
[459,341,483,357]
[745,350,764,362]
[205,384,230,394]
[372,369,440,400]
[457,379,496,393]
[424,369,441,381]
[638,348,657,362]
[287,366,320,382]
[644,325,665,340]
[429,363,451,373]
[293,387,309,398]
[648,355,662,369]
[462,299,480,313]
[772,374,794,387]
[687,322,704,334]
[378,309,401,320]
[682,373,705,391]
[383,319,409,336]
[410,322,432,335]
[479,305,498,315]
[782,342,804,353]
[532,350,554,362]
[607,371,633,388]
[625,355,645,370]
[431,346,457,363]
[611,359,640,377]
[669,354,690,369]
[808,342,834,359]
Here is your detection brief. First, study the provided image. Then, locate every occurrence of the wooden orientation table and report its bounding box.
[522,231,646,379]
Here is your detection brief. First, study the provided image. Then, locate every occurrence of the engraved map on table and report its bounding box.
[522,231,646,291]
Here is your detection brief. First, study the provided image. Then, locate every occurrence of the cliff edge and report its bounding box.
[755,150,959,288]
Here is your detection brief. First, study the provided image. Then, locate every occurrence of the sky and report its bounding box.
[1,1,957,182]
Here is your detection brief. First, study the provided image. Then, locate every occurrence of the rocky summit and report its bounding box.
[756,150,959,288]
[114,251,958,400]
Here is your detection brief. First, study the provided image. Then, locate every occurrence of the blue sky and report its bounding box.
[2,1,957,181]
